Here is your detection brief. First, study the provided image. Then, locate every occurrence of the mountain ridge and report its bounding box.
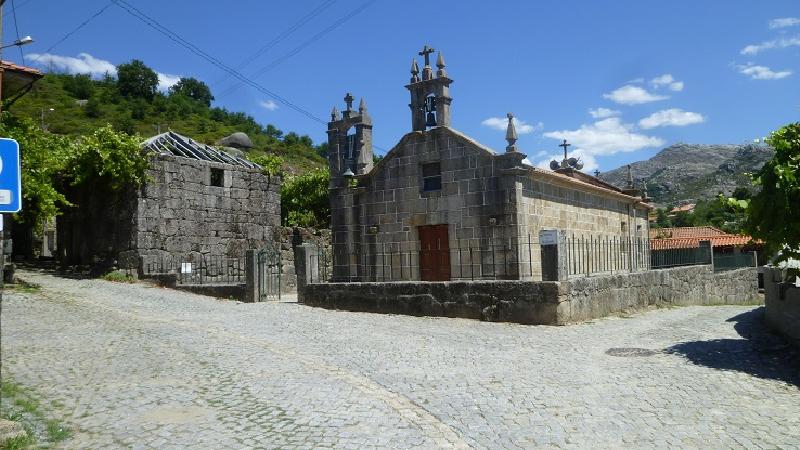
[600,143,774,206]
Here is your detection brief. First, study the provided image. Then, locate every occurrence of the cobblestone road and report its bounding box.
[2,270,799,449]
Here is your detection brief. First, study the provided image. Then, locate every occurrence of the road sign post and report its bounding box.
[0,138,22,213]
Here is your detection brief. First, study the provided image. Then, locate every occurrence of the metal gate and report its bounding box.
[257,244,282,301]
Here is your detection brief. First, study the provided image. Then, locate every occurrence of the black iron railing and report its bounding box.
[142,254,246,285]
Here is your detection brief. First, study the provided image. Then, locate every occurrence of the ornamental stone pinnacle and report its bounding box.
[505,113,518,153]
[331,105,340,121]
[436,52,447,78]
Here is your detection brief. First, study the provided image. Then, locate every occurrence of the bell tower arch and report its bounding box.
[406,45,452,131]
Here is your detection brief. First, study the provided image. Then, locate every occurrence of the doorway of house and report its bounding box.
[418,224,451,281]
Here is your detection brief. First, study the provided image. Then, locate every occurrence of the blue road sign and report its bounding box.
[0,138,22,213]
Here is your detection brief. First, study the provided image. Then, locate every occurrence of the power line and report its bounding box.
[212,0,337,87]
[30,1,114,65]
[110,0,327,124]
[10,0,23,62]
[217,0,375,99]
[1,0,31,19]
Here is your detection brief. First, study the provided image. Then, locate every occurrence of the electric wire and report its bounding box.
[10,0,23,62]
[217,0,375,99]
[30,1,114,65]
[212,0,337,87]
[110,0,327,124]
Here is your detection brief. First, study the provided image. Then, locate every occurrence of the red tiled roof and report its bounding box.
[650,234,756,250]
[0,60,43,77]
[669,203,695,214]
[649,226,727,239]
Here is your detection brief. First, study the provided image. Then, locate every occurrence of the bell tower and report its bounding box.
[406,45,452,131]
[327,92,373,188]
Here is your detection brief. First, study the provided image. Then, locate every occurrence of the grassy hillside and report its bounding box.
[8,72,327,175]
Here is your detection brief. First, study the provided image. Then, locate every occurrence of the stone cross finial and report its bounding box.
[505,113,518,153]
[359,97,367,114]
[594,169,601,178]
[344,92,354,111]
[331,105,340,121]
[419,45,435,66]
[559,139,571,161]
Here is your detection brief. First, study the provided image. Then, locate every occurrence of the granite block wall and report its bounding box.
[301,265,760,325]
[135,155,280,263]
[763,267,800,348]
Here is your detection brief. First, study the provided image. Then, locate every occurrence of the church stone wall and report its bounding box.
[331,128,518,281]
[134,155,280,263]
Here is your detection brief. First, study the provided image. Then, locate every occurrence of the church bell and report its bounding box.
[425,111,437,127]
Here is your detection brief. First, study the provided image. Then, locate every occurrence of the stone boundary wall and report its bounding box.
[763,267,800,348]
[301,266,760,325]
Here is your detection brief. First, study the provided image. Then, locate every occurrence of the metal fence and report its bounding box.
[565,235,650,277]
[650,246,712,269]
[142,254,246,285]
[713,252,757,272]
[322,237,544,282]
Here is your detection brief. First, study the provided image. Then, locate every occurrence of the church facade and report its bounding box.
[327,46,651,282]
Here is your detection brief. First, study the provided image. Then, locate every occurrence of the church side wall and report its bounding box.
[133,155,280,269]
[515,175,650,279]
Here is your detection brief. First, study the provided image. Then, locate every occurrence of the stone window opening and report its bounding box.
[422,162,442,192]
[621,221,628,233]
[210,168,225,187]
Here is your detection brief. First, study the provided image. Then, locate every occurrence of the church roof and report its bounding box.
[142,131,259,169]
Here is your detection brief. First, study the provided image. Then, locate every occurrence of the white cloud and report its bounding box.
[769,17,800,29]
[535,149,599,174]
[28,52,181,92]
[602,85,668,105]
[737,62,792,80]
[650,74,684,92]
[481,116,543,135]
[259,99,279,111]
[543,118,664,156]
[638,109,705,129]
[28,52,116,76]
[157,73,181,91]
[588,107,620,119]
[626,77,645,84]
[741,36,800,54]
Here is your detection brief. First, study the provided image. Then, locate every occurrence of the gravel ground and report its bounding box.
[1,269,799,449]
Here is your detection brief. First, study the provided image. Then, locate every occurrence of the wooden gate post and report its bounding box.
[245,249,259,303]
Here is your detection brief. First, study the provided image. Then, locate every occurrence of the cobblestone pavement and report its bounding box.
[2,270,799,449]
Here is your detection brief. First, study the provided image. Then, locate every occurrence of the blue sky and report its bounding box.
[6,0,800,172]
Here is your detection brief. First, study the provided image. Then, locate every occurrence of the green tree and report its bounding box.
[281,168,330,227]
[62,73,94,99]
[84,96,102,118]
[68,125,150,191]
[653,208,672,228]
[738,122,800,263]
[0,114,72,229]
[168,77,214,106]
[116,59,158,100]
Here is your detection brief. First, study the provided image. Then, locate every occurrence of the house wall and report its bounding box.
[763,267,800,349]
[133,155,281,267]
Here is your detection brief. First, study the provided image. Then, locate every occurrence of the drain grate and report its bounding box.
[605,347,660,357]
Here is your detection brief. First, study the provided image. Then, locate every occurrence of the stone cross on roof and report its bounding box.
[344,92,354,111]
[559,139,571,160]
[418,45,435,66]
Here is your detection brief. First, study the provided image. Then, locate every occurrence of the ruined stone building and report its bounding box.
[57,131,280,271]
[327,46,651,282]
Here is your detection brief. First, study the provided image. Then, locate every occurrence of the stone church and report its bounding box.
[327,46,651,282]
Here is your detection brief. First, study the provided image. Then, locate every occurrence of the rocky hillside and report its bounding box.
[600,143,774,206]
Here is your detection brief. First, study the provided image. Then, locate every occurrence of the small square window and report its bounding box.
[422,162,441,192]
[210,168,224,187]
[621,221,628,232]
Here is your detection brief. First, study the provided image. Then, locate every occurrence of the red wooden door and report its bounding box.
[419,224,451,281]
